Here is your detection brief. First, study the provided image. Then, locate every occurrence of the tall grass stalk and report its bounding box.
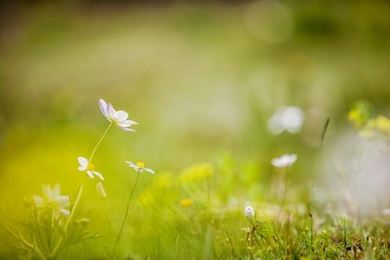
[112,171,141,256]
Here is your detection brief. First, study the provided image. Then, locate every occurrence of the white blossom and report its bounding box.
[271,154,297,168]
[77,156,104,180]
[126,161,155,174]
[268,106,304,135]
[244,206,255,218]
[99,98,137,132]
[33,185,70,217]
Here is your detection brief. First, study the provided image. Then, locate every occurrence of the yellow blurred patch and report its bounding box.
[374,115,390,133]
[180,198,193,208]
[179,163,213,184]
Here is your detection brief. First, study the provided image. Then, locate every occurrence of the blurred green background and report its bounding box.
[0,0,390,257]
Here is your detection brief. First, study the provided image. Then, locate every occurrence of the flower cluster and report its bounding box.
[77,98,155,192]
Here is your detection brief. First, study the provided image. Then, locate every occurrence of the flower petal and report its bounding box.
[86,170,95,179]
[77,156,88,167]
[93,171,105,181]
[126,161,136,167]
[119,126,135,132]
[118,120,137,127]
[98,99,109,118]
[145,168,155,174]
[60,209,70,216]
[106,103,116,118]
[56,195,70,206]
[33,195,44,207]
[114,110,128,122]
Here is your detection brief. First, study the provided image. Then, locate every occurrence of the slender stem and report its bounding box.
[343,218,347,248]
[50,184,84,258]
[64,184,84,232]
[112,172,141,256]
[206,175,211,204]
[89,122,114,162]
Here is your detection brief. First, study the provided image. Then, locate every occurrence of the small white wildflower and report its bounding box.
[244,206,255,218]
[126,161,155,174]
[99,98,137,132]
[271,154,297,168]
[268,106,305,135]
[33,185,70,217]
[96,182,107,199]
[77,156,104,180]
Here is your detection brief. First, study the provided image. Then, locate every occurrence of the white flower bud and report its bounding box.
[244,206,255,218]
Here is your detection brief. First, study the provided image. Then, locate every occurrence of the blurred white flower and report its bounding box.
[99,98,137,132]
[268,106,305,135]
[271,154,297,168]
[96,182,107,199]
[382,208,390,216]
[77,156,104,180]
[126,161,155,174]
[244,206,255,218]
[33,185,70,217]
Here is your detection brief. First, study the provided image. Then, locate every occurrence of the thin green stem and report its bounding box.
[89,122,114,163]
[112,172,141,256]
[50,184,84,258]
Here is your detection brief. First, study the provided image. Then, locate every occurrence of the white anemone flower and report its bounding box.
[244,206,255,218]
[268,106,305,135]
[33,185,70,217]
[77,156,104,180]
[99,98,137,132]
[271,154,297,168]
[126,161,155,174]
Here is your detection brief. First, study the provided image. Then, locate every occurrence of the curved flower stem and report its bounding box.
[112,172,141,256]
[89,121,114,162]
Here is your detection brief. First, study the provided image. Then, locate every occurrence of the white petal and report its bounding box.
[126,161,136,167]
[78,165,87,171]
[106,103,116,118]
[33,195,44,207]
[118,120,137,127]
[77,156,88,167]
[60,209,70,216]
[56,195,69,206]
[93,171,105,181]
[145,168,155,174]
[114,110,128,122]
[86,170,95,179]
[126,161,140,171]
[119,125,135,132]
[268,114,284,135]
[98,99,109,118]
[271,154,297,168]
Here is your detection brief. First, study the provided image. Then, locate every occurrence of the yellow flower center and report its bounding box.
[136,161,145,169]
[87,163,95,171]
